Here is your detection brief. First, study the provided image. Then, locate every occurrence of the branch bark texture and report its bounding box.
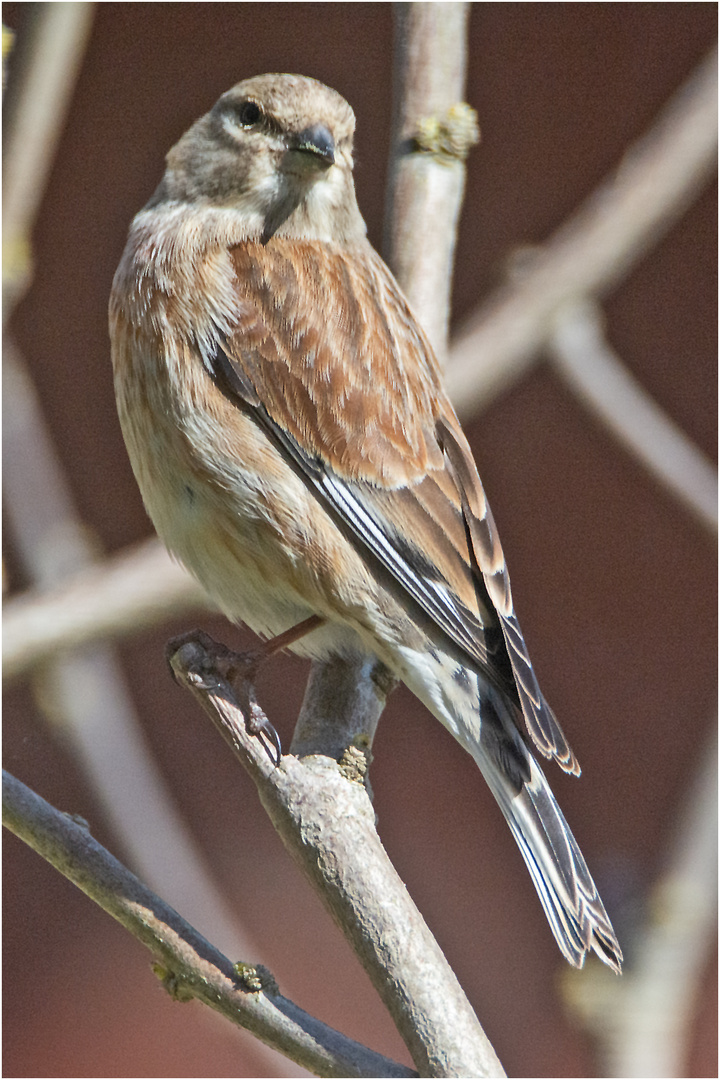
[384,2,478,361]
[169,635,505,1079]
[2,769,416,1080]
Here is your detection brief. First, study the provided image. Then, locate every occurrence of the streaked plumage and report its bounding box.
[110,73,622,972]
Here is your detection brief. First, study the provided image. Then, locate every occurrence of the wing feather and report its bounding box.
[211,237,578,772]
[436,416,580,774]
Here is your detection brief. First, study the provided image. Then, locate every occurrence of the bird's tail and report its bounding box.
[473,708,622,972]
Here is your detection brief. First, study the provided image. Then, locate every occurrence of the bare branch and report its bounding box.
[549,299,717,534]
[3,3,95,313]
[2,538,208,681]
[167,633,506,1078]
[290,653,397,764]
[384,2,478,361]
[2,769,416,1080]
[447,48,718,417]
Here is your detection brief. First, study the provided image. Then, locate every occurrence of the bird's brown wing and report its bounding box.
[209,237,578,772]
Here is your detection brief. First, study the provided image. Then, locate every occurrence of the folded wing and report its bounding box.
[208,237,578,772]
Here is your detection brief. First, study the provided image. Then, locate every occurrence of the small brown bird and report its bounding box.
[110,73,622,972]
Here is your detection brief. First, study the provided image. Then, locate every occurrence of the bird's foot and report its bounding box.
[166,615,325,766]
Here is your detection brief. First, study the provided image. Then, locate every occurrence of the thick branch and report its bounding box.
[168,634,505,1079]
[2,769,416,1080]
[290,653,397,763]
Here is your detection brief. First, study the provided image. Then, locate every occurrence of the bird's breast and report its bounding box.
[109,252,403,645]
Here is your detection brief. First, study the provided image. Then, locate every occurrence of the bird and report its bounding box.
[109,73,622,973]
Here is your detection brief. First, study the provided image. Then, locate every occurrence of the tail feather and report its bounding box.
[478,745,623,972]
[395,644,622,970]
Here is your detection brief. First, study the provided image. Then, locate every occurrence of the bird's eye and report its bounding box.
[236,100,262,127]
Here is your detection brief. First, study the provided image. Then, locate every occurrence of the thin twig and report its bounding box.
[167,634,506,1079]
[2,769,416,1080]
[447,48,718,417]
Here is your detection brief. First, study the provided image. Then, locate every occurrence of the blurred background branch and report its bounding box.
[549,298,717,535]
[3,537,207,681]
[446,47,717,416]
[3,2,94,313]
[566,726,717,1078]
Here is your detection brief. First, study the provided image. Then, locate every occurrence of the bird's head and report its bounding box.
[149,73,367,245]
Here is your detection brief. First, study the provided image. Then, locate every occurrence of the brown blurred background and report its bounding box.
[3,4,717,1077]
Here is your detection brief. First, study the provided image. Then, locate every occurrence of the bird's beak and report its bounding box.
[291,124,335,167]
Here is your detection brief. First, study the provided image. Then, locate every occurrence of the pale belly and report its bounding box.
[116,357,385,661]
